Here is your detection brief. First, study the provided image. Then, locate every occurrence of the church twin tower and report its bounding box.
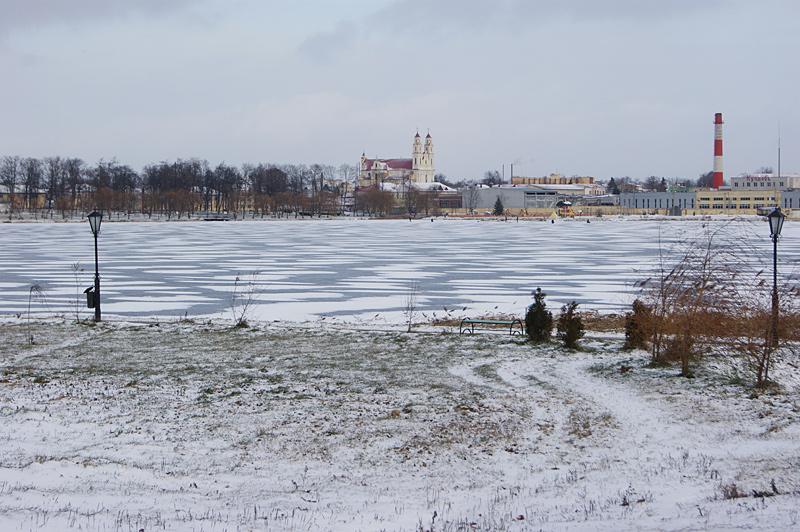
[358,131,435,187]
[412,131,435,184]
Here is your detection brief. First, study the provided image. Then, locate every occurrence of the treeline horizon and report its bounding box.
[0,155,457,218]
[2,154,761,219]
[0,155,366,218]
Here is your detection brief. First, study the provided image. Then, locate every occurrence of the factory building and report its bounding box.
[619,189,791,216]
[731,173,800,190]
[619,191,697,214]
[462,184,617,215]
[511,174,605,196]
[781,189,800,211]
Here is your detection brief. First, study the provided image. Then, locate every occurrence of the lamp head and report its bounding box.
[87,211,102,236]
[767,207,785,239]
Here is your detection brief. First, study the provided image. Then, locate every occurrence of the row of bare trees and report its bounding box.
[0,155,359,219]
[627,222,799,387]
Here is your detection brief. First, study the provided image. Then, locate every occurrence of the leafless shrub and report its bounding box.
[725,255,800,388]
[231,271,260,328]
[636,221,799,384]
[71,261,85,323]
[636,224,739,375]
[27,284,47,344]
[718,482,744,500]
[404,281,420,333]
[567,408,592,438]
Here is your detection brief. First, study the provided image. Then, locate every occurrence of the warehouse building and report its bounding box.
[619,191,696,214]
[731,173,800,190]
[619,189,793,216]
[462,184,616,215]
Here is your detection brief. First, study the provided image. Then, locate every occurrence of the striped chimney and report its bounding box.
[713,113,724,188]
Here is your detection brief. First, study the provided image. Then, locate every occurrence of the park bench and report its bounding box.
[459,318,524,336]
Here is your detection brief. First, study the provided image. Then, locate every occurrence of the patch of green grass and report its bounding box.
[474,363,504,385]
[264,374,283,384]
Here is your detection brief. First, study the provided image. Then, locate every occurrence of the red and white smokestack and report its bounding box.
[713,112,724,189]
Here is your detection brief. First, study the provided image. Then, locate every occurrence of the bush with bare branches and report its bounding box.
[230,272,261,328]
[635,221,799,385]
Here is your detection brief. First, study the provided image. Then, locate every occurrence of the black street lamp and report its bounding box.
[767,207,785,347]
[87,211,103,322]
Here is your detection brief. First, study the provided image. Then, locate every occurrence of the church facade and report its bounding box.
[358,132,434,188]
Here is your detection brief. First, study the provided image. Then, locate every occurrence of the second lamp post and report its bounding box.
[88,211,103,322]
[767,207,785,348]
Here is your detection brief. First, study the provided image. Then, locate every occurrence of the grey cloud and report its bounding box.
[508,0,726,21]
[0,0,196,37]
[297,20,357,64]
[297,0,500,63]
[297,0,727,63]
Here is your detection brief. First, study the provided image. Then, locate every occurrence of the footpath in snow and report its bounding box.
[1,320,798,531]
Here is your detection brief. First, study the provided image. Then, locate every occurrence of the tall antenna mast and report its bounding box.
[777,122,781,184]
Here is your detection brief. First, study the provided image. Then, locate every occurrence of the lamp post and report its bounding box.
[87,211,103,322]
[767,207,785,348]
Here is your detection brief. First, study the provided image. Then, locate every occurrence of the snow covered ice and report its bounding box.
[3,217,798,323]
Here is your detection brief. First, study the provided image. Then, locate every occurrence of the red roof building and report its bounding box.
[358,132,434,188]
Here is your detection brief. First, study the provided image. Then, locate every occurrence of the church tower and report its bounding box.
[411,131,434,183]
[421,132,434,183]
[412,132,423,173]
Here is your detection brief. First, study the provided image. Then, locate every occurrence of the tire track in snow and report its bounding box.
[504,355,799,462]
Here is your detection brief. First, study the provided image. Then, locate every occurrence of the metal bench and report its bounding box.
[459,318,524,336]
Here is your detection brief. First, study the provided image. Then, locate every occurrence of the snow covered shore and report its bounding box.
[1,320,798,531]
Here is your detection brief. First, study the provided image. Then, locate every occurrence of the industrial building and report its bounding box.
[619,191,697,214]
[463,184,616,215]
[510,174,604,195]
[781,189,800,211]
[619,189,787,215]
[731,173,800,190]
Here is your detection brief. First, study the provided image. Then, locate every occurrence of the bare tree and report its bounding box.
[463,185,480,214]
[71,262,85,323]
[404,281,420,333]
[21,157,43,213]
[636,222,799,382]
[231,272,260,328]
[724,244,800,387]
[338,163,357,186]
[1,156,21,219]
[643,176,665,192]
[637,223,740,376]
[27,284,47,344]
[44,156,64,216]
[482,170,501,186]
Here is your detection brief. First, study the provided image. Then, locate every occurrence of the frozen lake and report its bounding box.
[1,217,797,323]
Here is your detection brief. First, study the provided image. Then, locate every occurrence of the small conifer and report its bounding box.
[526,288,553,343]
[557,301,584,349]
[493,197,504,216]
[623,299,650,350]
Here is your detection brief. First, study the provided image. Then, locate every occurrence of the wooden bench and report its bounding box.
[459,318,524,336]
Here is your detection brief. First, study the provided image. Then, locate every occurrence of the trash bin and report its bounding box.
[84,286,95,308]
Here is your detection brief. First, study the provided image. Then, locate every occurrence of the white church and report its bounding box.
[358,131,435,189]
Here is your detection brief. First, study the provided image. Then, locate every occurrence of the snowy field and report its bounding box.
[2,217,798,324]
[1,321,799,531]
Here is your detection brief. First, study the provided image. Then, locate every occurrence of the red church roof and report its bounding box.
[364,158,413,170]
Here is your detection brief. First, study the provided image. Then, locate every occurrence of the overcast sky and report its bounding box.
[1,0,798,180]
